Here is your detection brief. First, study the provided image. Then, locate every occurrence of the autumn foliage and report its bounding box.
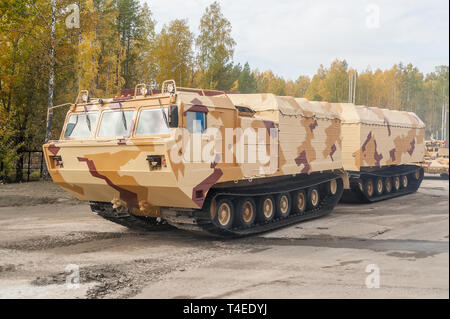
[0,0,448,182]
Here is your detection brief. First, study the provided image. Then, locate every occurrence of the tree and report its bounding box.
[116,0,140,88]
[196,1,236,89]
[238,62,257,93]
[0,0,75,180]
[153,19,194,86]
[326,59,348,102]
[93,0,124,96]
[305,64,329,101]
[295,76,310,97]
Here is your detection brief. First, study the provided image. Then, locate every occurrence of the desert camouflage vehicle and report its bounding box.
[43,80,425,236]
[331,103,425,202]
[422,140,449,179]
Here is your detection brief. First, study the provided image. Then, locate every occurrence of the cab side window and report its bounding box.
[186,111,206,133]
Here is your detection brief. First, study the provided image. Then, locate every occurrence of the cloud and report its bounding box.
[143,0,449,79]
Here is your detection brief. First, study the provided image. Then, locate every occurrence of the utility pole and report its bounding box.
[442,86,447,142]
[349,72,357,104]
[348,73,353,103]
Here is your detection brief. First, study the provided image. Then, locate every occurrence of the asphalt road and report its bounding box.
[0,176,448,299]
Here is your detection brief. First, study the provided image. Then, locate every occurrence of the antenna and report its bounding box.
[349,74,353,103]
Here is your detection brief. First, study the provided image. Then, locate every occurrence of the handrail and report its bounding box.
[75,90,89,104]
[161,79,177,94]
[46,103,73,122]
[134,83,149,98]
[176,86,226,96]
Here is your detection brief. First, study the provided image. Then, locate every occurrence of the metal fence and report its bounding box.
[19,150,45,182]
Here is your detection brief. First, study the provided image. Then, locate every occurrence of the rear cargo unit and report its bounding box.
[331,103,425,202]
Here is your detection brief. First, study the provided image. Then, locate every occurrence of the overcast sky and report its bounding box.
[143,0,449,80]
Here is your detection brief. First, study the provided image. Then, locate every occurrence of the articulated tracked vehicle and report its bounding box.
[43,81,425,236]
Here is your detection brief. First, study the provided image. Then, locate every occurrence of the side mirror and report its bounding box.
[169,105,178,128]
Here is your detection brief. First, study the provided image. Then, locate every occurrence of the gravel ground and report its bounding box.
[0,175,448,299]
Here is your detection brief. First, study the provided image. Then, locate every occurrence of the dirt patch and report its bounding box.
[0,195,80,207]
[386,251,437,260]
[0,181,81,207]
[31,261,169,299]
[0,232,135,251]
[0,264,17,273]
[321,259,364,269]
[29,247,242,299]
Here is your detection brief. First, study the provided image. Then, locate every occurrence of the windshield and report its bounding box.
[135,108,170,136]
[64,113,98,138]
[97,110,134,138]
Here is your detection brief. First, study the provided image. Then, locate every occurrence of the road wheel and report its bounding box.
[393,176,400,192]
[401,175,408,188]
[364,179,374,197]
[375,177,384,195]
[213,198,234,230]
[257,196,275,223]
[292,190,306,213]
[358,181,363,192]
[414,169,421,180]
[209,198,217,219]
[275,193,291,218]
[385,177,393,193]
[327,179,338,195]
[307,186,320,210]
[235,197,256,228]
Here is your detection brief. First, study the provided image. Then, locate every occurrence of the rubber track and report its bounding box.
[341,165,424,203]
[164,174,344,238]
[89,202,171,231]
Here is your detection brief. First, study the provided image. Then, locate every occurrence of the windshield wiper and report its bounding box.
[83,106,91,131]
[119,102,127,130]
[158,99,169,127]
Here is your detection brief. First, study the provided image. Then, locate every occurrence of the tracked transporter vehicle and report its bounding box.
[422,140,449,179]
[43,81,424,236]
[331,103,425,202]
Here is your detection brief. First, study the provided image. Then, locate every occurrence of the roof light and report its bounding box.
[167,83,175,94]
[81,92,89,103]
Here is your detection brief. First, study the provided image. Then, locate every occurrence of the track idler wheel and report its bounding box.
[327,179,338,195]
[235,197,256,228]
[213,198,234,230]
[307,186,320,210]
[275,193,291,218]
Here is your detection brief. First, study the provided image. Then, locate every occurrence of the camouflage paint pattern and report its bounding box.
[43,87,425,216]
[330,103,425,172]
[43,90,343,216]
